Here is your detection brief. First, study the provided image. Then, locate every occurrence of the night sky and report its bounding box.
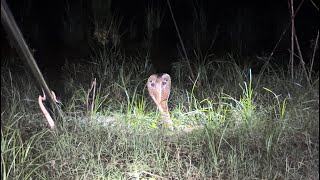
[1,0,319,79]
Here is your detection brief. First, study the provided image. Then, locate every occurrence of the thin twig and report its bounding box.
[309,31,319,80]
[254,0,305,90]
[86,78,97,116]
[166,0,195,80]
[290,0,295,80]
[91,78,97,115]
[294,33,311,87]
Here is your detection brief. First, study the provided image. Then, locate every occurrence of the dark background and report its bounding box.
[1,0,319,90]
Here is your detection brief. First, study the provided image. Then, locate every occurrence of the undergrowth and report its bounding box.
[1,52,319,179]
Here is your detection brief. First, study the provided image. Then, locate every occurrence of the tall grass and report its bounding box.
[1,50,318,179]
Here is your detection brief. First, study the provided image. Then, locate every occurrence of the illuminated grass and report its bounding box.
[1,53,319,179]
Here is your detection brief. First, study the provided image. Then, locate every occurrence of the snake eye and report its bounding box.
[150,82,155,87]
[162,81,167,86]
